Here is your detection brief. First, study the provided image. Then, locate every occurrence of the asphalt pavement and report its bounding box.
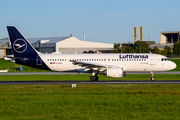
[0,80,180,85]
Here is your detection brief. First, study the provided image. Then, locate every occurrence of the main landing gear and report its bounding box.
[90,72,99,81]
[151,71,154,81]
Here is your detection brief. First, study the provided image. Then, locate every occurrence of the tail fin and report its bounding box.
[7,26,50,70]
[7,26,38,57]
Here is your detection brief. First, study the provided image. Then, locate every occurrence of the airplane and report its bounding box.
[5,26,176,81]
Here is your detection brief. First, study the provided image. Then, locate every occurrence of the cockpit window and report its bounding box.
[161,58,169,61]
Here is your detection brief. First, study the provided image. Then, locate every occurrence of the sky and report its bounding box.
[1,0,180,44]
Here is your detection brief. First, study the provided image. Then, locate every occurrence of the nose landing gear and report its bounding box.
[151,71,154,81]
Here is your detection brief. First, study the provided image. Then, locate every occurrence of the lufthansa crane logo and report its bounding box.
[13,39,27,53]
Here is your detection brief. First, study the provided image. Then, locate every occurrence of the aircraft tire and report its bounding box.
[90,76,98,81]
[151,77,155,81]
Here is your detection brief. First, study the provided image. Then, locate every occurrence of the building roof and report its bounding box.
[149,43,174,49]
[0,40,9,44]
[28,36,71,44]
[161,31,180,34]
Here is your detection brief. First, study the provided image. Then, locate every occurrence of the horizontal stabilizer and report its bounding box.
[3,55,29,63]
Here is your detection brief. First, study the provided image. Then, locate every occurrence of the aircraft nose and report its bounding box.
[171,62,177,70]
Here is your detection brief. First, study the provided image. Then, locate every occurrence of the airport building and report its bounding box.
[160,31,180,44]
[149,31,180,50]
[120,27,180,51]
[0,36,114,58]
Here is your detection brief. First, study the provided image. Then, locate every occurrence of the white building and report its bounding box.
[1,36,114,57]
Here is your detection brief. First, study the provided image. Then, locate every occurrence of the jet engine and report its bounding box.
[99,68,125,78]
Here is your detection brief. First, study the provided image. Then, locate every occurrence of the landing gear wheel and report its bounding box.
[151,77,154,81]
[90,76,99,81]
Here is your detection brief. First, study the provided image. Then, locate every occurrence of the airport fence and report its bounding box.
[167,55,180,58]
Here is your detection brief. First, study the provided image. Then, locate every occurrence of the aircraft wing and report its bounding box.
[70,60,110,69]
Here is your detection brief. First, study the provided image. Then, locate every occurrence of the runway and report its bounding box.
[1,80,180,85]
[0,71,180,75]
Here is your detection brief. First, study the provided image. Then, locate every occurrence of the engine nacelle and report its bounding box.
[100,68,125,78]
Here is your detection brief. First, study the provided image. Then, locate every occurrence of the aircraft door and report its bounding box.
[36,55,42,66]
[150,55,156,65]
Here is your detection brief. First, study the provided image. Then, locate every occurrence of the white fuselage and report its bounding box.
[39,53,176,72]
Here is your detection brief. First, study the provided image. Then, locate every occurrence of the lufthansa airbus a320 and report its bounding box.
[5,26,176,81]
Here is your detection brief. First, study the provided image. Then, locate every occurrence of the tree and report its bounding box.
[114,43,120,48]
[152,46,161,54]
[0,37,9,40]
[113,47,123,53]
[122,46,135,53]
[173,42,180,55]
[162,46,172,56]
[133,41,150,53]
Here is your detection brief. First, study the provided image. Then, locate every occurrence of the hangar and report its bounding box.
[0,36,114,58]
[160,31,180,44]
[148,31,180,50]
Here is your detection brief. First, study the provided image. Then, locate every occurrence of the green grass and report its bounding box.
[1,59,180,119]
[0,74,180,81]
[0,84,180,119]
[169,58,180,71]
